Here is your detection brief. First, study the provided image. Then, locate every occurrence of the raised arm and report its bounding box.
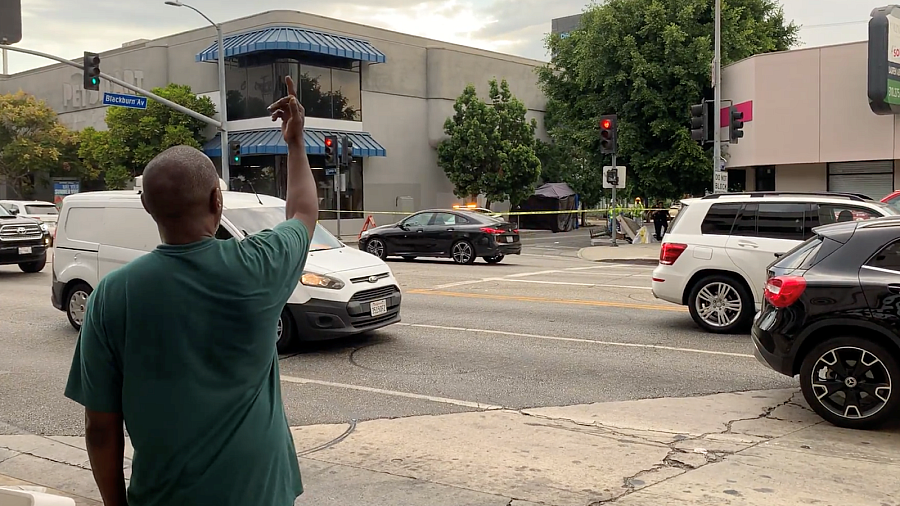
[268,75,318,234]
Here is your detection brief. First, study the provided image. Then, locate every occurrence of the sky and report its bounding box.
[0,0,889,74]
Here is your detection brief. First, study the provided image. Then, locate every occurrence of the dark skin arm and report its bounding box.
[85,409,128,506]
[268,75,318,234]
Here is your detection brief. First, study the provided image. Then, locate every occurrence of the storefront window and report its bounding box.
[225,55,361,122]
[229,156,278,197]
[312,157,364,220]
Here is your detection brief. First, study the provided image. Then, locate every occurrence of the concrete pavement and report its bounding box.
[578,242,660,264]
[1,388,897,505]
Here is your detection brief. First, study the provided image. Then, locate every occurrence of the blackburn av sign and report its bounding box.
[868,5,900,114]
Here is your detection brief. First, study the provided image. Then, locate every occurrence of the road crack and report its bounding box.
[0,445,92,472]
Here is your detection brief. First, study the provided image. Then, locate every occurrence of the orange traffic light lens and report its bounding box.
[601,119,611,129]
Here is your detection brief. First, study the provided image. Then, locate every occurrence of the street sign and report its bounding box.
[325,168,336,176]
[718,157,726,171]
[714,171,728,193]
[102,92,147,109]
[602,165,626,189]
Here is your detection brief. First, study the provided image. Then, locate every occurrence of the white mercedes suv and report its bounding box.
[651,192,899,333]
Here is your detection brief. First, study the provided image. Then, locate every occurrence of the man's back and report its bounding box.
[65,219,309,506]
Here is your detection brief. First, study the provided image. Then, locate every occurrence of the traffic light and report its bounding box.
[599,114,617,154]
[324,135,337,167]
[229,141,241,165]
[729,106,744,143]
[83,52,101,91]
[341,136,353,168]
[690,102,709,143]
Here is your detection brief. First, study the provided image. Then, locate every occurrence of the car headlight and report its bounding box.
[39,223,48,232]
[300,271,345,289]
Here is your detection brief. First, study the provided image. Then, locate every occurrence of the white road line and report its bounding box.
[483,278,652,289]
[433,279,492,289]
[431,265,652,289]
[564,265,652,271]
[505,270,562,277]
[280,375,503,410]
[396,323,754,358]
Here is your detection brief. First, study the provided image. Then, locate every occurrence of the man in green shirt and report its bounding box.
[64,75,318,506]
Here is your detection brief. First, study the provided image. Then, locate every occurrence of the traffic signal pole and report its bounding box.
[610,152,618,247]
[0,44,223,129]
[713,0,722,181]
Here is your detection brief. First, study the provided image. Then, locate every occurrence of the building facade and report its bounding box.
[721,40,900,200]
[0,10,547,232]
[551,15,582,38]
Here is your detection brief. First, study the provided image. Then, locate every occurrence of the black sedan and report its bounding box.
[358,209,521,264]
[752,215,900,429]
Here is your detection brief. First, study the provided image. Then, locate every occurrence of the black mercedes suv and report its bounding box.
[0,203,51,272]
[752,215,900,429]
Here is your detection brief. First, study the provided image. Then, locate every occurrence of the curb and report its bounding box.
[576,247,658,265]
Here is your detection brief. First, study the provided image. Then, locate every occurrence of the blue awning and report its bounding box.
[204,128,386,158]
[196,26,386,63]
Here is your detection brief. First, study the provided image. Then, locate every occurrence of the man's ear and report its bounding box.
[140,192,151,214]
[210,187,222,213]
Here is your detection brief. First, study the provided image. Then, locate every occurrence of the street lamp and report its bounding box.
[164,0,230,184]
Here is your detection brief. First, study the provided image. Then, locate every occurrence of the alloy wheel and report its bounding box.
[69,290,89,327]
[810,346,892,420]
[367,239,385,258]
[452,242,473,264]
[694,282,742,328]
[276,315,283,339]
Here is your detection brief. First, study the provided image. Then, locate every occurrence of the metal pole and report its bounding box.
[335,171,342,239]
[713,0,722,181]
[216,24,230,183]
[0,44,222,128]
[610,153,618,247]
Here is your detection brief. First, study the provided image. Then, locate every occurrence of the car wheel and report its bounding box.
[276,307,297,354]
[451,240,476,265]
[484,254,504,264]
[19,254,47,273]
[799,337,899,430]
[402,256,417,261]
[66,282,93,331]
[687,275,752,334]
[365,238,387,259]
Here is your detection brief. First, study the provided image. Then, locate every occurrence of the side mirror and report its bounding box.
[398,223,407,230]
[774,252,784,258]
[8,208,18,215]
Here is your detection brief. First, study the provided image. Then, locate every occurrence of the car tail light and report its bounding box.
[764,275,806,308]
[481,227,505,234]
[659,243,687,265]
[512,229,519,234]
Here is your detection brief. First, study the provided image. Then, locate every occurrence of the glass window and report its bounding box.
[245,64,275,119]
[700,203,740,235]
[757,203,805,240]
[868,240,900,271]
[331,68,361,121]
[25,204,58,215]
[225,63,249,120]
[402,213,434,227]
[312,158,364,220]
[230,156,278,198]
[817,204,882,226]
[0,203,13,216]
[222,207,342,251]
[432,213,461,226]
[300,65,333,119]
[733,203,757,237]
[774,236,823,272]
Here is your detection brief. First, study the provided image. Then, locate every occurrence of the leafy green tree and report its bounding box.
[537,0,798,200]
[80,83,216,187]
[438,79,541,207]
[0,92,94,197]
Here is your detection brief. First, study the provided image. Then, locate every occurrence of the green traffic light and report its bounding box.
[91,77,98,85]
[233,156,239,162]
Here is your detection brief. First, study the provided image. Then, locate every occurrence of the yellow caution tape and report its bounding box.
[318,208,672,217]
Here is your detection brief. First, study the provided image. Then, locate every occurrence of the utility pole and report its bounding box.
[713,0,722,183]
[610,153,618,247]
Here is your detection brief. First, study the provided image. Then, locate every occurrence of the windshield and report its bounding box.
[866,201,900,216]
[25,204,58,215]
[0,205,10,217]
[223,207,343,251]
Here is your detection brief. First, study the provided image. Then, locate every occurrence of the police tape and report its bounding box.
[318,208,671,217]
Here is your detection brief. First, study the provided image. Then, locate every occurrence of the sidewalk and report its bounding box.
[578,242,660,264]
[1,388,897,505]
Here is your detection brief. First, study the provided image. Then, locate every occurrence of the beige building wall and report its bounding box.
[774,163,827,191]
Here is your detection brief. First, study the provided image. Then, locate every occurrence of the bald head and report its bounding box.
[141,146,222,239]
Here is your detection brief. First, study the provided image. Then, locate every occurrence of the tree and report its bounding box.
[80,83,216,187]
[438,79,542,207]
[0,92,94,197]
[537,0,798,201]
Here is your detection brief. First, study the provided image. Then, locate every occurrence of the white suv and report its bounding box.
[651,192,899,333]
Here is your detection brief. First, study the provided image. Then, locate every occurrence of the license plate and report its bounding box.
[18,247,32,255]
[370,299,387,317]
[505,236,513,243]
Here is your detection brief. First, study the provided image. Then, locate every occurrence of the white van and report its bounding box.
[50,181,402,352]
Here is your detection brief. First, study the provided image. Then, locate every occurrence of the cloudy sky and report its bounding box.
[0,0,887,74]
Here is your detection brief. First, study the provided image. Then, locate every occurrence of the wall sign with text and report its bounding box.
[868,5,900,114]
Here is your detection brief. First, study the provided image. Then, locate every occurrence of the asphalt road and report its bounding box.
[0,236,796,436]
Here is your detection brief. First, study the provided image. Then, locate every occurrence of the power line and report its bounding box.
[800,20,868,30]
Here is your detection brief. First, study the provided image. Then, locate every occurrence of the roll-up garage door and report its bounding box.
[827,161,895,200]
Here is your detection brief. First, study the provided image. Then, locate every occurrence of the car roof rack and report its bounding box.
[701,191,869,202]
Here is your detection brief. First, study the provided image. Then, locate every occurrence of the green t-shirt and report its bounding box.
[65,219,310,506]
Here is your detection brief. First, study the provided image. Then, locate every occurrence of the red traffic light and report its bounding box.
[601,119,611,129]
[324,138,333,147]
